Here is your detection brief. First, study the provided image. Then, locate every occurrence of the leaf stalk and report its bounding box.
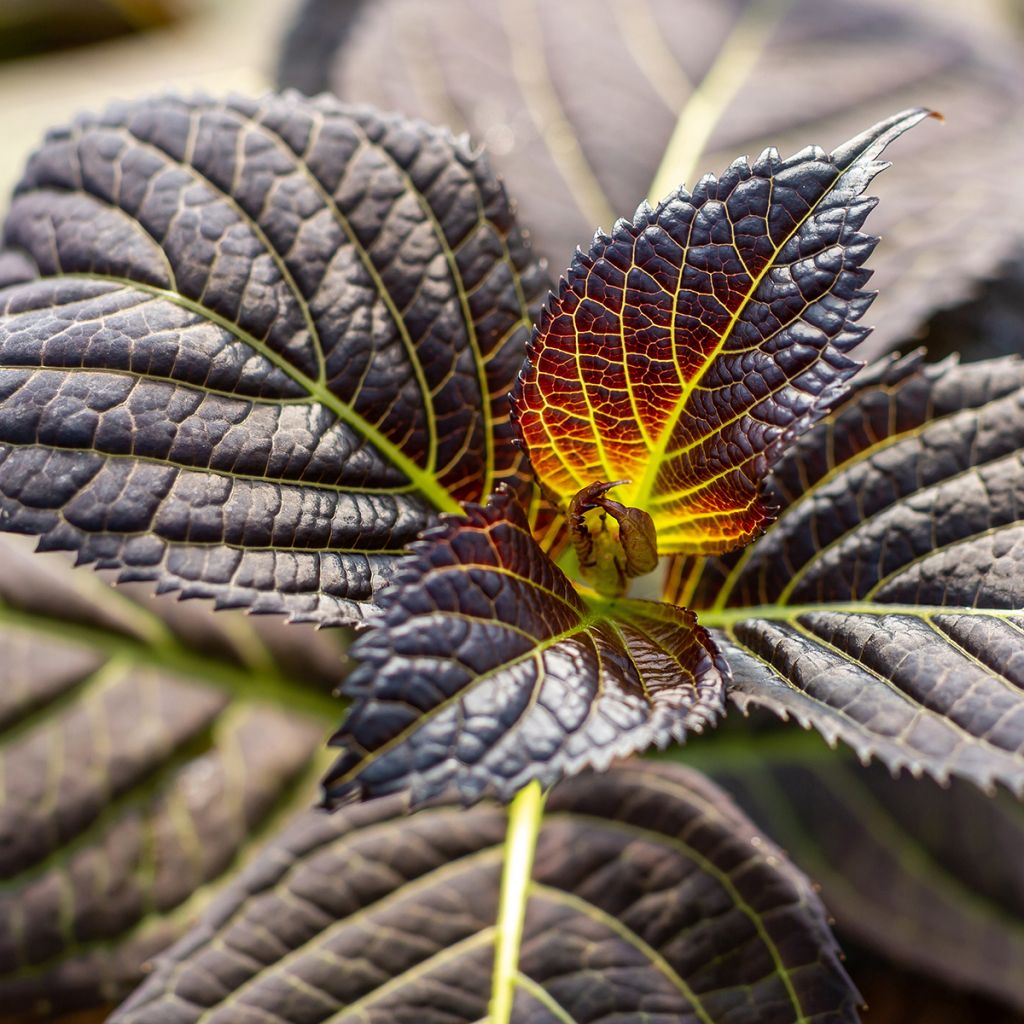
[489,780,547,1023]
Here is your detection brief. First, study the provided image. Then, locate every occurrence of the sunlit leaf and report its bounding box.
[512,109,932,554]
[679,733,1024,1012]
[0,535,342,1019]
[111,761,859,1024]
[672,353,1024,794]
[323,488,725,808]
[0,92,547,625]
[278,0,1024,360]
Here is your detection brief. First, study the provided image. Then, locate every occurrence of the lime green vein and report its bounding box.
[66,272,459,515]
[513,971,579,1024]
[698,602,1024,630]
[236,103,439,462]
[385,155,499,493]
[530,882,716,1024]
[188,844,505,1021]
[547,806,809,1022]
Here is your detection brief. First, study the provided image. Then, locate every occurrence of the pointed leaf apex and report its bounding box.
[831,107,941,169]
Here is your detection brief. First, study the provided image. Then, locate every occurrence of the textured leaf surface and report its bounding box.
[0,92,547,625]
[512,110,930,552]
[0,534,342,1019]
[112,761,859,1023]
[682,734,1024,1011]
[670,354,1024,794]
[324,489,726,807]
[278,0,1024,360]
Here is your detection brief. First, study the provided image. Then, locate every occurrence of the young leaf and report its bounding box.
[323,488,726,808]
[278,0,1024,360]
[0,92,547,625]
[512,109,933,553]
[111,762,859,1024]
[684,737,1024,1012]
[673,353,1024,794]
[0,535,340,1018]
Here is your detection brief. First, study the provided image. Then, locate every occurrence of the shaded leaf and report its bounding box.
[278,0,1024,361]
[0,248,36,289]
[0,92,547,625]
[680,733,1024,1011]
[852,960,1024,1024]
[0,534,341,1019]
[111,761,859,1024]
[324,488,726,807]
[512,109,931,552]
[918,250,1024,365]
[670,353,1024,794]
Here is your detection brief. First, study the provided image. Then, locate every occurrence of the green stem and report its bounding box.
[489,780,547,1024]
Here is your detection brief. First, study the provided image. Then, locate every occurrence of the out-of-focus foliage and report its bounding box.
[0,0,188,61]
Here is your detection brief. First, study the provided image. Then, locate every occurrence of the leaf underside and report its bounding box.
[671,354,1024,795]
[0,535,338,1019]
[111,761,859,1024]
[324,489,726,808]
[278,0,1024,360]
[512,109,932,553]
[700,739,1024,1011]
[0,92,547,625]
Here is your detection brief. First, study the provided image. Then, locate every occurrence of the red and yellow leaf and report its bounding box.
[512,109,937,555]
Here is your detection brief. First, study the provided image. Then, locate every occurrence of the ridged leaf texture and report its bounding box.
[111,762,859,1024]
[512,110,932,553]
[278,0,1024,361]
[668,353,1024,794]
[324,489,726,807]
[0,92,547,625]
[0,535,342,1019]
[685,735,1024,1012]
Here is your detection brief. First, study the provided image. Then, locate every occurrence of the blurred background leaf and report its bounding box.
[0,0,287,204]
[664,718,1024,1019]
[0,0,190,62]
[277,0,1024,362]
[0,535,345,1020]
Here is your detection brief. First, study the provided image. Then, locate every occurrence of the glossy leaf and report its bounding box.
[278,0,1024,361]
[670,353,1024,794]
[0,534,343,1019]
[111,761,859,1024]
[324,489,726,808]
[680,734,1024,1011]
[0,92,547,625]
[513,110,932,553]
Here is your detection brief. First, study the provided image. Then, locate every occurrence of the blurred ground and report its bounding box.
[0,0,293,203]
